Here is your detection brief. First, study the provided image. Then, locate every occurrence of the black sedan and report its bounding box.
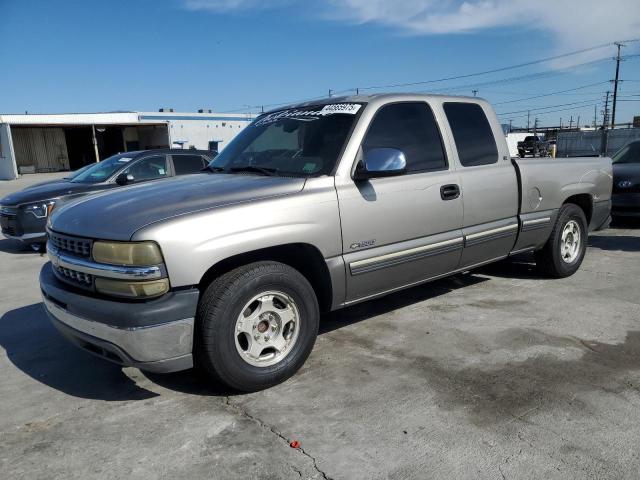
[611,140,640,219]
[0,149,215,249]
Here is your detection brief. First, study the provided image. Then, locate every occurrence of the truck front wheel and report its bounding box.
[534,204,587,278]
[195,261,319,392]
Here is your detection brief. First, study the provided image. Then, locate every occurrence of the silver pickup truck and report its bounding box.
[40,94,612,391]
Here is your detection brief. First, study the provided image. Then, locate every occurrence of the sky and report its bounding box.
[1,0,640,127]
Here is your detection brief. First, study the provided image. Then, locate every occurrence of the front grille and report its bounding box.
[49,231,91,257]
[0,209,17,217]
[2,225,16,236]
[1,208,20,236]
[53,264,93,287]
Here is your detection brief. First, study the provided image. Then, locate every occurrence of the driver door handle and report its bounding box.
[440,184,460,200]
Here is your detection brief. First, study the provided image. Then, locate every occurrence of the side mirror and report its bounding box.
[354,148,407,181]
[115,173,135,186]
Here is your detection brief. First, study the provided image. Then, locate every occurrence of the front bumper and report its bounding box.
[40,262,199,373]
[0,207,47,244]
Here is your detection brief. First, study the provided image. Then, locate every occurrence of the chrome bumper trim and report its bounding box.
[47,242,162,280]
[42,296,194,363]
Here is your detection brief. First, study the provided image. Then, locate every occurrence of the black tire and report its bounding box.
[534,204,588,278]
[519,152,525,158]
[195,261,319,392]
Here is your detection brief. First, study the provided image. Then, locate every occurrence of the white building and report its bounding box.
[0,110,254,180]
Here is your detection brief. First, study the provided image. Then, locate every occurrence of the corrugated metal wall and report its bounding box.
[557,128,640,157]
[12,127,70,172]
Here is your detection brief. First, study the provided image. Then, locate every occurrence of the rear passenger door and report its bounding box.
[170,153,208,176]
[337,101,464,303]
[442,102,519,268]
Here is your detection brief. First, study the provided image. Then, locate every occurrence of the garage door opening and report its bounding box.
[11,124,169,173]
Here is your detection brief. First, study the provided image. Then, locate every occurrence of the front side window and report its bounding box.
[71,153,135,184]
[613,141,640,164]
[444,102,498,167]
[124,155,167,182]
[208,103,363,176]
[173,154,207,175]
[362,102,447,173]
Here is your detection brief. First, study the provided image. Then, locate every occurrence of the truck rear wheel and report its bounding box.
[534,204,587,278]
[195,261,319,392]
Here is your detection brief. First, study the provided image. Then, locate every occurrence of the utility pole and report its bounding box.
[602,91,611,156]
[593,105,597,127]
[533,117,539,133]
[527,110,530,130]
[577,115,580,130]
[602,91,610,129]
[611,42,625,129]
[569,116,573,130]
[560,117,563,129]
[328,89,333,98]
[508,119,513,133]
[472,89,478,97]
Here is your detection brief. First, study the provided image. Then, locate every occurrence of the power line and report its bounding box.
[220,38,640,114]
[421,57,612,94]
[496,99,601,116]
[344,41,625,93]
[504,103,599,121]
[492,81,609,105]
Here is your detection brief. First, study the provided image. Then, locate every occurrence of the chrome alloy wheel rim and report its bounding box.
[234,291,300,367]
[560,220,581,263]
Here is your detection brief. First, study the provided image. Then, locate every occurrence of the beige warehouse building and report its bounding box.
[0,110,254,180]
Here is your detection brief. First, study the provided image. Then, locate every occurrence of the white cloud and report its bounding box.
[183,0,640,60]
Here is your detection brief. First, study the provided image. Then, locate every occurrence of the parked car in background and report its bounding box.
[0,149,214,249]
[517,136,550,157]
[611,139,640,218]
[40,94,611,392]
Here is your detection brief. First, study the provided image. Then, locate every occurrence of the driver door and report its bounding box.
[337,102,464,303]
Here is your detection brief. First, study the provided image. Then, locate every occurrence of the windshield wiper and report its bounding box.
[229,165,278,176]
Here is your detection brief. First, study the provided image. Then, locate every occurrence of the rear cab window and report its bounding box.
[444,102,498,167]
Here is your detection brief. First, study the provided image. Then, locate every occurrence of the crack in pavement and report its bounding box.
[222,397,332,480]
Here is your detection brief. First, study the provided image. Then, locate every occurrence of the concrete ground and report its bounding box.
[0,172,70,193]
[1,176,639,479]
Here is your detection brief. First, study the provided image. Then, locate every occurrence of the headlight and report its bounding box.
[92,241,164,265]
[23,200,56,218]
[95,278,170,298]
[618,180,633,189]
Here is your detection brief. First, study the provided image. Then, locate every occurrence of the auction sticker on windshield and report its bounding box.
[319,104,362,115]
[254,103,362,127]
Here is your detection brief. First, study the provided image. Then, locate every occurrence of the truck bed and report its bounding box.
[512,156,612,229]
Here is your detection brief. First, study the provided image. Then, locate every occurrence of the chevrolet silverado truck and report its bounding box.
[40,94,612,392]
[517,135,550,157]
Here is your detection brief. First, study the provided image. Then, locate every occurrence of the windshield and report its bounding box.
[612,140,640,164]
[71,153,137,183]
[207,103,364,176]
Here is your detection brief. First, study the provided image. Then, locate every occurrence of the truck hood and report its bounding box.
[0,179,107,206]
[49,173,306,240]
